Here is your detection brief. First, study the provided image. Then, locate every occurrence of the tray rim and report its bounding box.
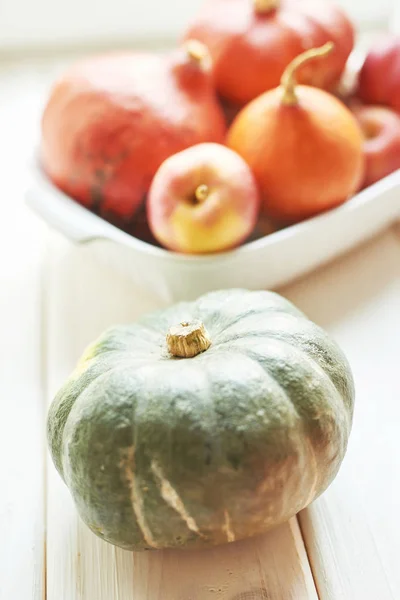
[27,158,400,266]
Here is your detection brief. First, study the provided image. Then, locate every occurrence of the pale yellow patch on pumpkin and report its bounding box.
[222,510,235,543]
[68,358,91,381]
[151,460,201,535]
[68,343,98,382]
[119,447,158,548]
[304,439,319,507]
[78,341,98,365]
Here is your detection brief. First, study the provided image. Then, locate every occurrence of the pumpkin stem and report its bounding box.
[167,321,211,358]
[184,39,211,69]
[194,184,209,203]
[281,42,335,106]
[254,0,279,14]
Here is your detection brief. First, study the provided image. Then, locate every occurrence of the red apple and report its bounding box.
[357,36,400,114]
[147,143,260,253]
[352,105,400,188]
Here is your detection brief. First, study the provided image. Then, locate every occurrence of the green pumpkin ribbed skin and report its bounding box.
[47,289,354,551]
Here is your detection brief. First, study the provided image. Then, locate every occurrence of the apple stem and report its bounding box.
[254,0,279,14]
[194,184,209,202]
[281,42,335,106]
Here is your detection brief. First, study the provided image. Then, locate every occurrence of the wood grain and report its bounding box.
[0,70,48,599]
[44,236,318,600]
[283,227,400,600]
[130,519,316,600]
[0,210,46,600]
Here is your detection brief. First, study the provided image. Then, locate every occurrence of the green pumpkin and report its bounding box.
[48,289,354,551]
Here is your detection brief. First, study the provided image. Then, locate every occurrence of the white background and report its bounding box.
[0,0,396,52]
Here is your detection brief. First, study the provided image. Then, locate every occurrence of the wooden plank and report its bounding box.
[0,215,46,600]
[0,67,47,599]
[283,226,400,600]
[130,518,316,600]
[45,237,160,600]
[45,235,318,600]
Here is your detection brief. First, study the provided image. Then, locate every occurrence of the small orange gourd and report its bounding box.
[227,43,364,222]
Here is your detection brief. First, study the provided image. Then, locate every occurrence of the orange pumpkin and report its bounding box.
[184,0,354,106]
[227,43,364,222]
[41,41,226,221]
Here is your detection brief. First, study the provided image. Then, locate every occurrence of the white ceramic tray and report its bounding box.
[27,162,400,302]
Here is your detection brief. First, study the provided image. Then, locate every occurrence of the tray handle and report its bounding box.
[26,170,112,243]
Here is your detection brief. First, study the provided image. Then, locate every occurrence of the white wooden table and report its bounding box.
[1,54,400,600]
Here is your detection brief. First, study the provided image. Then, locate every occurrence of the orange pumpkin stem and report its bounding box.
[184,39,210,65]
[254,0,279,14]
[281,42,335,106]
